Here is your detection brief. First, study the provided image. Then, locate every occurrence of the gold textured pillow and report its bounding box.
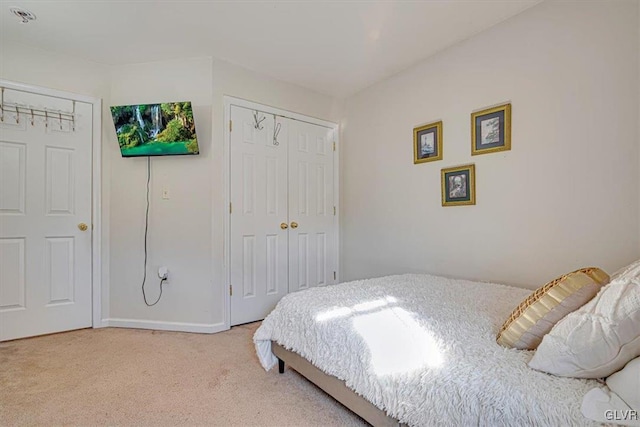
[497,267,609,350]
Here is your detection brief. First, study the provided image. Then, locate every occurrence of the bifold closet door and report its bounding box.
[287,120,337,293]
[0,90,93,341]
[229,105,289,326]
[229,104,337,326]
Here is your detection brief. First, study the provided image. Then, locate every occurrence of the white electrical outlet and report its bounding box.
[162,188,170,200]
[158,266,169,280]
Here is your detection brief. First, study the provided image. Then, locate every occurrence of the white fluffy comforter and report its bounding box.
[254,274,599,426]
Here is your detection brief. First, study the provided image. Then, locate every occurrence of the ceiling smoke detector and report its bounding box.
[10,7,36,24]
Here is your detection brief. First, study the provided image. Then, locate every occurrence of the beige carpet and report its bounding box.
[0,323,367,426]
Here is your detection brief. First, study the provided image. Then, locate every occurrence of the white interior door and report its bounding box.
[229,102,338,326]
[0,89,93,341]
[230,106,289,325]
[287,120,337,292]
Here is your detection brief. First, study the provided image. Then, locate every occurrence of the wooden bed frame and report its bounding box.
[272,342,403,427]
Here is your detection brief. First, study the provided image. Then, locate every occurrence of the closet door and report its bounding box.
[229,106,289,325]
[287,120,337,292]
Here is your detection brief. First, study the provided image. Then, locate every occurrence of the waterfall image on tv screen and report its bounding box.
[110,102,199,157]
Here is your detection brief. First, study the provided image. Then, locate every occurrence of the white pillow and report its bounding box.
[581,357,640,426]
[581,388,640,426]
[611,259,640,281]
[607,357,640,410]
[529,275,640,378]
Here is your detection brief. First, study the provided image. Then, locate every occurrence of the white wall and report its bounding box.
[108,57,217,327]
[0,41,109,99]
[212,59,341,123]
[107,57,338,329]
[341,0,640,288]
[0,41,113,320]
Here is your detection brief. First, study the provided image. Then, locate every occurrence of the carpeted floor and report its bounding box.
[0,323,367,426]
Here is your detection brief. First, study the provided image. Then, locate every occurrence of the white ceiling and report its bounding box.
[1,0,542,98]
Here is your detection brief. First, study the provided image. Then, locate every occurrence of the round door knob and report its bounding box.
[78,223,88,231]
[280,223,288,230]
[290,222,298,229]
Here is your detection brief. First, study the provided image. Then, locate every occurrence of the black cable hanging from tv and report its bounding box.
[141,156,166,306]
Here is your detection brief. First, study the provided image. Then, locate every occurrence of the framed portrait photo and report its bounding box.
[413,120,442,164]
[441,164,476,207]
[471,103,511,156]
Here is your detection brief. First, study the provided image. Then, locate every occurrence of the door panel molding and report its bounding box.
[229,105,290,325]
[287,119,336,295]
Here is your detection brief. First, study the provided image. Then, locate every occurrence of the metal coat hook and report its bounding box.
[44,110,48,128]
[58,112,63,130]
[15,105,20,124]
[273,116,281,146]
[30,108,34,126]
[253,110,266,130]
[71,101,76,131]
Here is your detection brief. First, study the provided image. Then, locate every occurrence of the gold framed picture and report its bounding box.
[413,120,443,164]
[441,164,476,207]
[471,103,511,156]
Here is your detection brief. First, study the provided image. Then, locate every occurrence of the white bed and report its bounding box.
[254,274,600,426]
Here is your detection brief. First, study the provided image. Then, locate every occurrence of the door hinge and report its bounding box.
[333,206,336,216]
[230,203,232,214]
[333,271,337,281]
[333,141,336,151]
[230,285,233,296]
[229,120,233,132]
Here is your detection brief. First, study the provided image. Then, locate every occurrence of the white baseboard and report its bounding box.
[103,318,229,334]
[93,319,110,329]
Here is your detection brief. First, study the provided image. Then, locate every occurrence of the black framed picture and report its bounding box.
[441,164,476,207]
[413,120,442,164]
[471,103,511,156]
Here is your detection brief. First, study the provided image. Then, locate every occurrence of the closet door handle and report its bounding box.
[290,222,298,229]
[280,223,288,230]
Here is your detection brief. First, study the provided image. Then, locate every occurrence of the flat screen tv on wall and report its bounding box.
[110,102,199,157]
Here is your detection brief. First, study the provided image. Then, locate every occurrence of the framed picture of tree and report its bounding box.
[471,103,511,156]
